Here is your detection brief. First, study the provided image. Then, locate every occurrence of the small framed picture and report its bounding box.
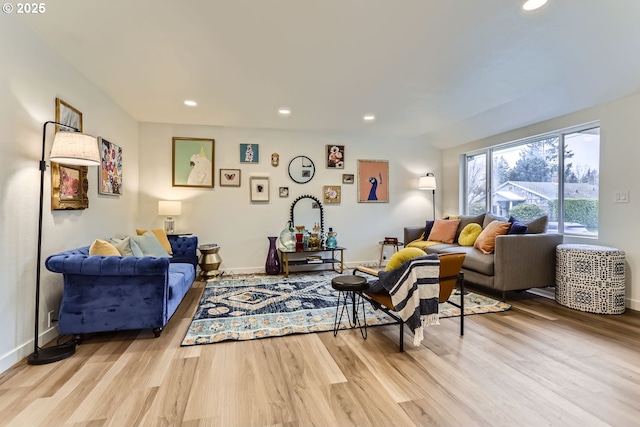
[323,185,341,204]
[342,174,354,184]
[250,176,269,202]
[220,168,241,187]
[240,143,260,163]
[279,187,289,197]
[327,145,345,168]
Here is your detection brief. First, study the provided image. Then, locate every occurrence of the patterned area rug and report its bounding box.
[181,271,511,346]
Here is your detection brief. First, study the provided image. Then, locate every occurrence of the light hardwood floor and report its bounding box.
[2,280,640,427]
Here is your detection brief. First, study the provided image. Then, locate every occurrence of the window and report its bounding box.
[462,123,600,237]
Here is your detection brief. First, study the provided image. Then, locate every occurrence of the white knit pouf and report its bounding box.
[555,244,626,314]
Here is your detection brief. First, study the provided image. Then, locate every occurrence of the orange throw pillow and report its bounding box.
[474,221,511,254]
[427,219,461,244]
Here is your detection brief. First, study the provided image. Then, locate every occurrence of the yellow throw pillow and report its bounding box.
[427,219,461,244]
[89,239,120,256]
[136,228,173,254]
[473,221,512,254]
[385,247,427,271]
[458,223,483,246]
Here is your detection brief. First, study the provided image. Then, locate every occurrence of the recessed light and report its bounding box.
[522,0,547,11]
[363,114,375,122]
[184,100,197,107]
[278,108,291,116]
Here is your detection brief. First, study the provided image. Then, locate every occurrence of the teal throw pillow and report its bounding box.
[131,231,170,258]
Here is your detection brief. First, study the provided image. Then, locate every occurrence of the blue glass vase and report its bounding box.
[265,236,281,275]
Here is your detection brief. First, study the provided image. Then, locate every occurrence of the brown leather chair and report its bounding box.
[354,252,466,352]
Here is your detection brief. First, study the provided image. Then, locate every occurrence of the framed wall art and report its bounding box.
[279,187,289,197]
[220,168,241,187]
[54,98,88,208]
[55,98,83,132]
[51,162,89,210]
[172,137,215,188]
[326,145,345,168]
[342,174,354,184]
[240,143,260,163]
[250,176,270,202]
[357,160,389,203]
[98,137,123,195]
[323,185,341,204]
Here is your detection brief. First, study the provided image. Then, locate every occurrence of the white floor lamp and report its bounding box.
[418,173,437,220]
[28,121,100,365]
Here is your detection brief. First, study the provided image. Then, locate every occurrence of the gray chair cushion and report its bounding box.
[438,246,494,276]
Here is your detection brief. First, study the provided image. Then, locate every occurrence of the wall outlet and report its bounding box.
[47,310,56,328]
[614,190,630,203]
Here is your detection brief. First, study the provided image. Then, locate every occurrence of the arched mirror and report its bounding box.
[288,155,315,184]
[289,195,324,236]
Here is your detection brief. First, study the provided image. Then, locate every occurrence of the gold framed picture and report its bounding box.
[53,98,88,209]
[323,185,341,204]
[51,163,89,210]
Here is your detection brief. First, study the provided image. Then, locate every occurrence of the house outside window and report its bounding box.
[462,123,600,237]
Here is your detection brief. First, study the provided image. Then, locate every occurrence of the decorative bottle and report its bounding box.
[279,221,296,251]
[265,236,281,275]
[326,227,337,249]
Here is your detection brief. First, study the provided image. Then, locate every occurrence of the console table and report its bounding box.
[279,246,345,278]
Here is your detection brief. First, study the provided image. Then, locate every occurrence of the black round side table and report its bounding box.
[331,275,369,339]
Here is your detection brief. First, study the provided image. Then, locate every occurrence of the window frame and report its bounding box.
[461,121,600,237]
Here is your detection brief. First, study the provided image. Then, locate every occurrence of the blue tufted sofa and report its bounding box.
[45,235,198,338]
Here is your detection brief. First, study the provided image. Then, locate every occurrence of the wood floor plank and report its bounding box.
[3,283,640,426]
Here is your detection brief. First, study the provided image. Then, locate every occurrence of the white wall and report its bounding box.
[0,19,139,372]
[138,123,439,272]
[441,91,640,309]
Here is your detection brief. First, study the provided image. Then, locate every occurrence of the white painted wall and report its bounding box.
[138,123,439,272]
[441,91,640,309]
[0,19,139,372]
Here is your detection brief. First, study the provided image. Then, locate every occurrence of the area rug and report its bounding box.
[181,271,511,346]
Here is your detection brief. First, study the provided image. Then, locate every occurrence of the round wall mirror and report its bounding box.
[288,156,315,184]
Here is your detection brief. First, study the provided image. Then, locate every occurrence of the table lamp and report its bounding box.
[158,200,182,234]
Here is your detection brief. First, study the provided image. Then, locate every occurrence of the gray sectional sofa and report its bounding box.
[405,213,563,299]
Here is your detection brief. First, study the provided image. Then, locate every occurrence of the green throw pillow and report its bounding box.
[109,236,137,256]
[131,231,170,258]
[385,247,427,271]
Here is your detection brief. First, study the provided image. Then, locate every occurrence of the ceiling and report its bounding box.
[21,0,640,148]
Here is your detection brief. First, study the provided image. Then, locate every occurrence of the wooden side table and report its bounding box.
[379,241,404,267]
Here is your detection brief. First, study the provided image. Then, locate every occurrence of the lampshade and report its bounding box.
[418,174,437,190]
[158,200,182,216]
[49,131,100,166]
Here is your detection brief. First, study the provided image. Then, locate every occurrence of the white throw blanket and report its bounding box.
[377,255,440,346]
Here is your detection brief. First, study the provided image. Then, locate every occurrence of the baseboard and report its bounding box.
[625,297,640,312]
[0,326,60,374]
